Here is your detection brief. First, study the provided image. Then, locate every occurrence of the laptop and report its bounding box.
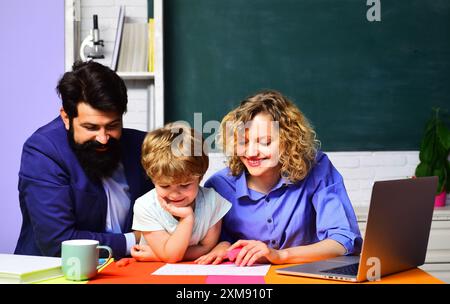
[276,176,438,282]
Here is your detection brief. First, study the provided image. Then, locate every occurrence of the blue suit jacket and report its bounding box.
[15,117,153,259]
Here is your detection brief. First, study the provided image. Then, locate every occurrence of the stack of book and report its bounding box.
[0,254,62,284]
[111,6,155,73]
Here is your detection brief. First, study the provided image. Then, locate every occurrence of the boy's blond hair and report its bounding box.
[141,122,209,184]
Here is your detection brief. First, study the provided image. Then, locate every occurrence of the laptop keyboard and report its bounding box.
[320,263,359,276]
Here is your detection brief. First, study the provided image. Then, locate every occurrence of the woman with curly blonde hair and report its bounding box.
[196,90,362,266]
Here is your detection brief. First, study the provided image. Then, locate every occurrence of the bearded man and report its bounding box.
[15,61,153,259]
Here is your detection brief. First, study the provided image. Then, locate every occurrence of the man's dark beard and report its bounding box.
[67,127,122,180]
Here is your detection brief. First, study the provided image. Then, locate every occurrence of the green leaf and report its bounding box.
[437,121,450,151]
[417,107,450,194]
[419,128,437,163]
[415,162,432,177]
[432,167,445,194]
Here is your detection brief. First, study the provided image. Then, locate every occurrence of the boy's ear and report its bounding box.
[60,107,70,131]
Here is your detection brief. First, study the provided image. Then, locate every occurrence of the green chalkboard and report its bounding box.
[164,0,450,151]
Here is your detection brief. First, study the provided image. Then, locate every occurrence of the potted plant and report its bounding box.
[415,108,450,207]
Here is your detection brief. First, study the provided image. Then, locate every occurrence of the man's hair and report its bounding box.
[56,60,128,119]
[141,123,209,184]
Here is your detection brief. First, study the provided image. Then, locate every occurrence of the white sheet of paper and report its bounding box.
[152,263,270,276]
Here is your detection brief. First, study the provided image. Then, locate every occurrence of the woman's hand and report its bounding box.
[229,240,284,266]
[195,241,231,265]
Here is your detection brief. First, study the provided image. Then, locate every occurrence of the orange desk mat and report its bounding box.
[87,261,444,284]
[265,264,445,284]
[88,261,207,284]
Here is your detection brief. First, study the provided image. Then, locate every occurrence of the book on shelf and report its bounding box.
[0,254,63,284]
[117,22,149,73]
[111,5,125,71]
[148,18,155,72]
[147,1,155,72]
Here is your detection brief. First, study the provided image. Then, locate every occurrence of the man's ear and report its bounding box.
[60,107,70,130]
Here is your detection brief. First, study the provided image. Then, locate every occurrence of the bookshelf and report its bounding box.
[64,0,164,131]
[117,72,154,80]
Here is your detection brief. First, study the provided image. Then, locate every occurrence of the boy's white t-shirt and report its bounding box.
[132,186,232,246]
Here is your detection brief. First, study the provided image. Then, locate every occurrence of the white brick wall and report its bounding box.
[80,0,149,130]
[329,151,419,206]
[122,80,149,131]
[203,152,450,208]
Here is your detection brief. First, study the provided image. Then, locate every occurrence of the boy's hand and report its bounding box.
[116,258,136,267]
[131,244,157,261]
[158,196,194,219]
[229,240,282,266]
[195,241,231,265]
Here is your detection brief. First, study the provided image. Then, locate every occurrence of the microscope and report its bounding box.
[80,15,104,61]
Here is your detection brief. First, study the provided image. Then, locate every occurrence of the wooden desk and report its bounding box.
[41,261,444,284]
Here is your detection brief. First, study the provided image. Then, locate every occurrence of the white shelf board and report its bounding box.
[117,72,155,80]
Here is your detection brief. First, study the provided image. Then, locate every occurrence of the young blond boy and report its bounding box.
[130,123,231,263]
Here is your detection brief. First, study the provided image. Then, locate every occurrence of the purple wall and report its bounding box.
[0,1,64,253]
